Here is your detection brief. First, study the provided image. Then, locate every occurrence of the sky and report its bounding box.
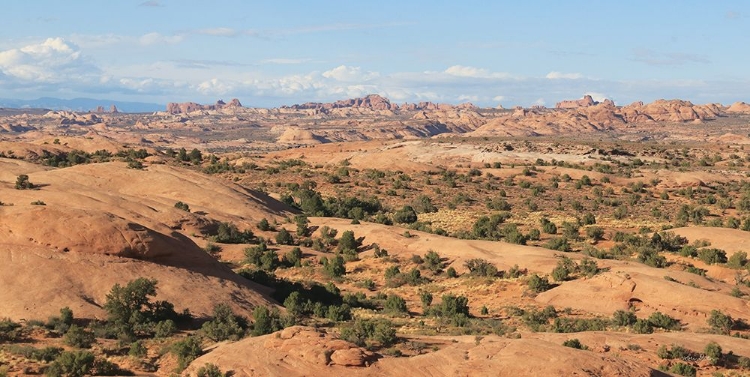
[1,0,749,107]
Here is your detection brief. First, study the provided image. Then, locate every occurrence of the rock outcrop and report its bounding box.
[166,98,242,114]
[556,95,615,109]
[285,94,456,113]
[727,101,750,113]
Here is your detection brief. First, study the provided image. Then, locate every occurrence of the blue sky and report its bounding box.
[1,0,748,107]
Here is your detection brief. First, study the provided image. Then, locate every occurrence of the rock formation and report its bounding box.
[556,95,615,109]
[727,101,750,113]
[166,98,243,114]
[285,94,456,113]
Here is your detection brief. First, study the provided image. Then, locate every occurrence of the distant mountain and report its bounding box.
[0,97,163,113]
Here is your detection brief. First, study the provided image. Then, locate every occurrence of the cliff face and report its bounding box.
[556,95,615,109]
[166,98,242,114]
[284,94,461,113]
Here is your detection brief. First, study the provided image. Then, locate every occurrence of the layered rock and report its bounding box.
[166,98,242,114]
[285,94,457,113]
[556,95,615,109]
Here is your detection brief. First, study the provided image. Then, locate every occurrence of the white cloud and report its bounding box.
[492,95,505,102]
[444,65,510,79]
[584,92,609,102]
[139,32,184,46]
[457,94,479,102]
[196,78,235,95]
[546,71,583,79]
[0,38,93,82]
[196,28,238,37]
[322,65,379,82]
[533,98,546,106]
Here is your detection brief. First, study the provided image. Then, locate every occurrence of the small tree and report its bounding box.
[393,205,418,224]
[174,201,190,212]
[612,310,636,326]
[527,274,551,293]
[46,350,95,377]
[257,218,272,231]
[324,255,346,277]
[196,363,226,377]
[63,325,95,348]
[15,174,34,190]
[704,341,722,365]
[171,336,203,372]
[420,291,433,311]
[275,228,294,245]
[384,294,408,314]
[562,338,587,350]
[707,309,733,335]
[294,215,309,237]
[337,230,359,252]
[201,303,248,341]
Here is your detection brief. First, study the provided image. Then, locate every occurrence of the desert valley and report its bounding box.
[0,94,749,377]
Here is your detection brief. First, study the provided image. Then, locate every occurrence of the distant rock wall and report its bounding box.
[166,98,242,114]
[556,95,615,109]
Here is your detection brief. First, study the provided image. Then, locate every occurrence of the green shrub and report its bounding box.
[174,201,190,212]
[275,228,294,245]
[324,255,346,277]
[103,278,180,339]
[544,237,571,252]
[340,319,397,347]
[171,336,203,372]
[704,341,722,365]
[446,267,458,278]
[612,310,636,326]
[727,251,748,269]
[424,250,443,272]
[63,325,95,348]
[707,309,734,334]
[196,363,226,377]
[153,319,177,338]
[648,311,680,330]
[464,259,498,277]
[697,248,727,265]
[257,218,272,231]
[45,350,95,377]
[15,174,34,190]
[201,304,248,341]
[128,341,147,358]
[384,295,408,314]
[632,319,653,334]
[527,274,551,293]
[393,205,418,224]
[669,362,696,377]
[283,247,303,267]
[214,222,254,244]
[562,338,587,350]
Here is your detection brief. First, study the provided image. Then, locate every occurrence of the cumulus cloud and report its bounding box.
[546,71,583,79]
[196,78,235,95]
[584,92,609,102]
[0,38,95,82]
[444,65,510,79]
[457,94,479,102]
[322,65,379,82]
[492,95,506,102]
